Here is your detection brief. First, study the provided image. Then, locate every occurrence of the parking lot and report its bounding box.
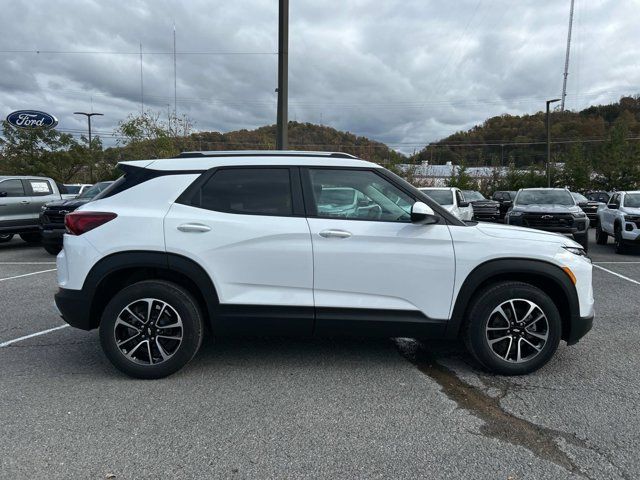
[1,230,639,480]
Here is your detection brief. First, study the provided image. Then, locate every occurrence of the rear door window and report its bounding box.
[28,180,53,196]
[0,179,26,197]
[198,168,293,216]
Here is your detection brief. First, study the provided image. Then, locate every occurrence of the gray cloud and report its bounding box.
[0,0,637,153]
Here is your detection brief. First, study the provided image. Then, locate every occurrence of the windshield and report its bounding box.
[571,192,589,203]
[77,182,111,200]
[515,190,575,206]
[624,194,640,208]
[421,189,453,205]
[463,190,485,201]
[65,185,81,194]
[318,188,356,207]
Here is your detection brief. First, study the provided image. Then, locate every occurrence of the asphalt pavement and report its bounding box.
[1,230,639,480]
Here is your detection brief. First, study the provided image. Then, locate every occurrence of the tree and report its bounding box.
[0,121,89,181]
[446,163,476,190]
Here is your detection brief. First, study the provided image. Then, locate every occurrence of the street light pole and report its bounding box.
[545,99,560,187]
[276,0,289,150]
[74,112,103,182]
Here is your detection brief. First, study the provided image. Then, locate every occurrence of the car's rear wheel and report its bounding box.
[595,224,608,245]
[0,233,13,243]
[99,280,204,379]
[43,245,62,255]
[19,232,42,244]
[463,282,561,375]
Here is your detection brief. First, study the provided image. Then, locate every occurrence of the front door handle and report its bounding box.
[20,200,29,204]
[177,223,211,233]
[319,229,352,239]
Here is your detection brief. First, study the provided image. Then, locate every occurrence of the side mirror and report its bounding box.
[411,201,439,224]
[0,191,7,198]
[607,204,618,209]
[459,201,470,208]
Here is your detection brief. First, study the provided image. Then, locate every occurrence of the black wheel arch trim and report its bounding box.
[446,258,582,342]
[65,251,219,330]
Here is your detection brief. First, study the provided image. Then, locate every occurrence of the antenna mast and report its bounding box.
[560,0,575,112]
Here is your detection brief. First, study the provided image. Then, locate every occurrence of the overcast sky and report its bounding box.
[1,0,638,153]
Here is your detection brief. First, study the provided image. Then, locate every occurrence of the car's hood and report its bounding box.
[512,204,580,214]
[470,200,499,206]
[45,198,91,209]
[621,207,640,215]
[475,222,573,245]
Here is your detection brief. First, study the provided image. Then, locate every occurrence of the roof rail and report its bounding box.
[175,150,359,160]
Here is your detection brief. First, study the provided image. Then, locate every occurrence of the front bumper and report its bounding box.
[40,227,65,246]
[507,217,589,234]
[54,287,93,330]
[566,313,594,345]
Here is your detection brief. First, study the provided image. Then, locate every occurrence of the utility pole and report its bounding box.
[276,0,289,150]
[546,99,561,187]
[74,112,104,183]
[139,42,144,114]
[560,0,575,112]
[173,23,177,135]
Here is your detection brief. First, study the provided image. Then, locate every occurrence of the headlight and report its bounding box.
[40,205,47,211]
[563,245,587,257]
[508,211,523,217]
[572,212,586,218]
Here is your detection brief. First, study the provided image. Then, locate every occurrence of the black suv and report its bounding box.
[462,190,500,221]
[491,191,517,220]
[39,181,112,255]
[571,191,604,227]
[505,188,589,251]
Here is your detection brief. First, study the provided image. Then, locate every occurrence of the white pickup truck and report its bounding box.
[596,191,640,253]
[419,187,474,221]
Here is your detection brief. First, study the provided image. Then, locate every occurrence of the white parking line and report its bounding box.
[0,262,57,265]
[0,324,69,348]
[593,264,640,286]
[594,261,640,264]
[0,268,57,282]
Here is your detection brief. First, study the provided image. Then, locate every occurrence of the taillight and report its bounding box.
[65,211,117,235]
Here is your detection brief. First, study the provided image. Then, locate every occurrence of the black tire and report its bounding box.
[0,233,13,243]
[573,232,589,253]
[99,280,204,379]
[595,224,608,245]
[43,244,62,255]
[614,225,627,254]
[19,232,42,244]
[463,281,562,375]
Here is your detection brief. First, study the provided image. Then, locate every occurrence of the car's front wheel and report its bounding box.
[43,245,62,255]
[19,232,42,244]
[614,224,627,254]
[463,282,561,375]
[99,280,204,379]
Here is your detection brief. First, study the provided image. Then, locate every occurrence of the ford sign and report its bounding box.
[6,110,58,129]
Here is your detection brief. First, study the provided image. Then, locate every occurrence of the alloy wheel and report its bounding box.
[114,298,183,365]
[485,299,549,363]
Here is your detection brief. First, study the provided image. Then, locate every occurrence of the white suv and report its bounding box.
[596,191,640,253]
[418,187,474,221]
[54,151,594,379]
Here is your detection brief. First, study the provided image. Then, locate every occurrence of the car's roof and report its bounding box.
[622,191,640,194]
[418,187,454,191]
[519,188,569,191]
[0,175,54,181]
[119,151,379,171]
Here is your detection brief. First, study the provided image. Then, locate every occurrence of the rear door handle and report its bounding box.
[319,229,352,239]
[20,200,29,204]
[177,223,211,233]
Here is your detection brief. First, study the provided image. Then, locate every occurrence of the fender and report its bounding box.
[82,251,219,328]
[445,258,580,340]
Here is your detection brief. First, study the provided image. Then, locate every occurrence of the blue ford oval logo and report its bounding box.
[6,110,58,129]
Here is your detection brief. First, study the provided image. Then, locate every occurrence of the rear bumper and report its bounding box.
[54,287,93,330]
[566,313,594,345]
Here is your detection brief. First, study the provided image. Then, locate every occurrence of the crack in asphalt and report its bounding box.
[395,339,631,480]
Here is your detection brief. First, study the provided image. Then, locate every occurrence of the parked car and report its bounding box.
[63,183,93,199]
[55,151,593,379]
[462,190,500,222]
[586,190,611,204]
[492,191,518,220]
[418,187,473,221]
[0,176,64,244]
[315,186,386,219]
[40,181,113,255]
[596,191,640,254]
[505,188,590,251]
[571,191,604,227]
